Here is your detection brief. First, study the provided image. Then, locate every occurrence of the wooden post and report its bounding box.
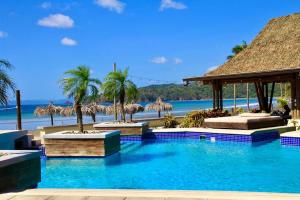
[219,82,223,110]
[280,83,283,98]
[113,63,118,121]
[295,74,300,119]
[291,78,296,118]
[246,83,250,111]
[268,82,275,112]
[212,83,216,110]
[233,84,236,110]
[16,90,22,130]
[254,82,262,110]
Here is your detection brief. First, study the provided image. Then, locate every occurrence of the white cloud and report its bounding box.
[37,14,74,28]
[94,0,125,14]
[61,37,77,46]
[40,2,52,9]
[160,0,187,11]
[150,56,168,64]
[174,58,183,64]
[0,31,8,38]
[205,65,219,74]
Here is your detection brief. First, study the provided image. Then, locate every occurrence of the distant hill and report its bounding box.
[138,83,283,101]
[9,83,284,105]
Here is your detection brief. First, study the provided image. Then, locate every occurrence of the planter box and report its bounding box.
[93,122,149,135]
[0,150,41,192]
[44,130,121,157]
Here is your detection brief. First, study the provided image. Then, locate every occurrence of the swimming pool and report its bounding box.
[39,139,300,193]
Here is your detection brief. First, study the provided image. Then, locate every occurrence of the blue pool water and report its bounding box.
[39,139,300,193]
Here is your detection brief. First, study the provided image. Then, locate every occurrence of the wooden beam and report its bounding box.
[268,82,275,112]
[254,82,263,110]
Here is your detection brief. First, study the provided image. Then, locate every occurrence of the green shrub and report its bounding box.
[233,107,244,115]
[164,114,178,128]
[180,109,230,128]
[277,97,289,109]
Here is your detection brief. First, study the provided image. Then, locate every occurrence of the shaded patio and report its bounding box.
[183,13,300,118]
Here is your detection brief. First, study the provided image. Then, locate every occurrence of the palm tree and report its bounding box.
[81,102,106,122]
[227,41,247,60]
[0,59,16,106]
[34,102,62,126]
[60,66,101,132]
[145,97,173,118]
[102,68,138,122]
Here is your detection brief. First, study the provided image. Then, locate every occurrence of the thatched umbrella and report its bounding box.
[60,106,74,117]
[145,97,173,118]
[34,103,62,126]
[106,103,144,122]
[81,102,107,122]
[125,103,144,122]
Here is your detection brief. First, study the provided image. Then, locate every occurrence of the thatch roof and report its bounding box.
[207,13,300,77]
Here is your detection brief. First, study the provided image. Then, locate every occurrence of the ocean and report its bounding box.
[0,99,259,130]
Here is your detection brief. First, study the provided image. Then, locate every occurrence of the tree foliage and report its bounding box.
[0,59,16,106]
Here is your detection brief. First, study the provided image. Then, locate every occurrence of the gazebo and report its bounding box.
[183,13,300,118]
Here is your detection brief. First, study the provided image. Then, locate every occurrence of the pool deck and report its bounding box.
[281,131,300,138]
[2,189,300,200]
[151,125,295,135]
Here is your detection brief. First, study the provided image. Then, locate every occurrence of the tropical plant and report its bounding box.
[0,59,16,106]
[180,109,230,128]
[60,66,101,132]
[233,107,244,115]
[277,97,289,109]
[227,41,247,60]
[102,68,138,122]
[34,102,62,126]
[145,97,173,118]
[164,114,178,128]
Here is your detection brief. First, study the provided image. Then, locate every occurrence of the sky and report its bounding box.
[0,0,300,100]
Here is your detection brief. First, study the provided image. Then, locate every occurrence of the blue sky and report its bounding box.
[0,0,299,100]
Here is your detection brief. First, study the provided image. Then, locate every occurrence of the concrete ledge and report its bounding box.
[0,150,41,192]
[94,122,149,128]
[281,131,300,138]
[3,189,300,200]
[44,130,120,139]
[151,126,295,136]
[94,122,149,135]
[0,150,40,168]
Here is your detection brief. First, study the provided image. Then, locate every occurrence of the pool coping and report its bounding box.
[150,126,295,135]
[43,130,121,139]
[3,189,300,200]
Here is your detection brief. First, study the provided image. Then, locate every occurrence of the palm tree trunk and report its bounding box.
[158,110,161,118]
[75,102,84,132]
[120,88,126,122]
[120,102,125,122]
[130,114,133,122]
[91,113,96,123]
[50,113,54,126]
